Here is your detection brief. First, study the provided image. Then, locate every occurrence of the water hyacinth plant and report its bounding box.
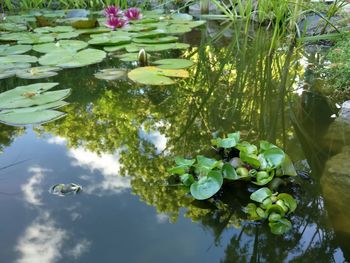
[103,5,142,30]
[168,132,298,235]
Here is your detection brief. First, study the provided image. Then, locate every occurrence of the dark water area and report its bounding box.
[0,20,349,263]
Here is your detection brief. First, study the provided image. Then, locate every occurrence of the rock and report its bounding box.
[321,146,350,235]
[323,100,350,154]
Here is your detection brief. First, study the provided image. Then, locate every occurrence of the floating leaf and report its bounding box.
[17,33,55,44]
[104,44,129,52]
[195,155,222,176]
[263,147,285,168]
[239,152,260,168]
[212,132,240,148]
[34,26,75,34]
[39,48,106,68]
[117,52,140,62]
[153,59,193,69]
[0,23,27,32]
[190,170,223,200]
[94,68,126,80]
[236,141,257,154]
[33,40,88,53]
[171,13,193,21]
[243,203,262,220]
[281,154,297,176]
[88,35,131,46]
[250,187,272,203]
[252,171,274,186]
[0,83,70,125]
[168,157,195,175]
[132,36,178,44]
[16,66,60,79]
[266,204,286,217]
[180,173,195,187]
[128,66,189,85]
[269,218,292,235]
[134,29,167,38]
[0,44,32,56]
[222,163,239,180]
[277,193,297,213]
[0,55,37,64]
[126,42,189,52]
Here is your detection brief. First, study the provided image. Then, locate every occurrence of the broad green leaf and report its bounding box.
[195,155,222,176]
[94,68,126,80]
[263,147,285,168]
[266,204,286,217]
[39,48,106,68]
[250,187,272,203]
[0,44,32,56]
[0,23,27,32]
[239,152,260,168]
[132,36,178,44]
[16,66,60,79]
[134,29,167,38]
[125,43,189,52]
[252,171,274,186]
[277,193,297,213]
[0,55,37,64]
[243,203,262,220]
[128,66,189,86]
[117,52,140,62]
[104,44,129,52]
[168,157,195,175]
[33,40,88,53]
[0,109,65,125]
[236,141,258,154]
[269,218,292,235]
[212,133,239,148]
[17,33,55,44]
[190,170,223,200]
[171,13,193,21]
[153,59,193,69]
[281,154,297,176]
[180,173,195,186]
[259,140,278,152]
[88,35,131,46]
[222,163,238,180]
[34,26,74,34]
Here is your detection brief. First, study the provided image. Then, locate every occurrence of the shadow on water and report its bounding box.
[0,20,349,262]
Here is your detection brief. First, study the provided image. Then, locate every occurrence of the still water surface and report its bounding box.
[0,22,348,262]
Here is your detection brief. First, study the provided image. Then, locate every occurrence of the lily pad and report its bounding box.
[94,68,126,80]
[171,13,193,21]
[0,83,70,125]
[17,33,55,44]
[0,44,32,56]
[128,66,189,85]
[125,43,190,53]
[195,155,222,176]
[16,66,61,79]
[34,26,75,34]
[0,55,37,64]
[117,52,140,62]
[0,62,31,79]
[132,36,178,44]
[33,40,88,53]
[104,44,129,52]
[50,183,82,196]
[250,187,272,203]
[190,170,223,200]
[153,58,193,69]
[0,23,27,32]
[39,48,106,68]
[88,35,131,46]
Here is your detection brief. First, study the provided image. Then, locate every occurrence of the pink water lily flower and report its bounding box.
[124,8,142,20]
[105,16,127,30]
[103,5,120,17]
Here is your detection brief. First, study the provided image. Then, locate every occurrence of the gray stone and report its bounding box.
[323,100,350,154]
[321,146,350,234]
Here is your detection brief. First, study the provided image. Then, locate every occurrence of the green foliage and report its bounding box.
[168,132,298,235]
[321,38,350,97]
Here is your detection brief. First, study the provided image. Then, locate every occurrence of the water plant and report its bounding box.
[168,132,298,234]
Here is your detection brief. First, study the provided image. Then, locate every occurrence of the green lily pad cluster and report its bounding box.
[0,83,70,125]
[168,131,298,235]
[244,188,297,235]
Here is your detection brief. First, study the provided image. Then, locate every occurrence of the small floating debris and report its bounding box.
[50,183,82,196]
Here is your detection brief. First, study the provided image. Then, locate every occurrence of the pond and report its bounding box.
[0,9,349,263]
